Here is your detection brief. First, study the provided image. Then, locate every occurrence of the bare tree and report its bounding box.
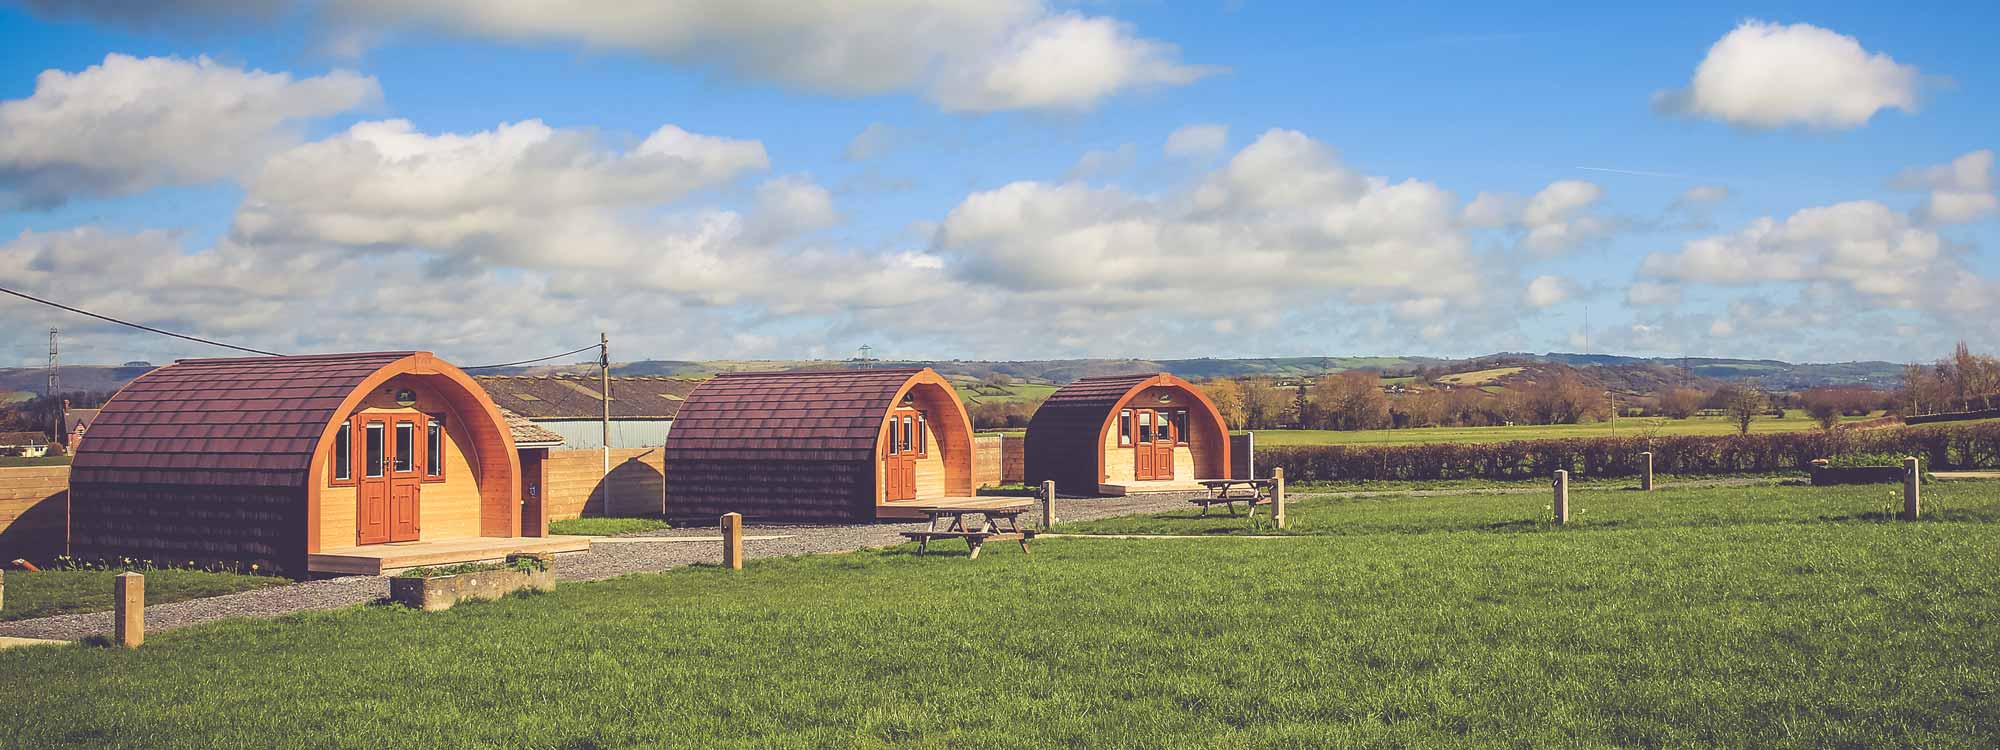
[1716,384,1766,435]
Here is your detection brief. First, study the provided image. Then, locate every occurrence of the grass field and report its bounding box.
[1432,366,1523,385]
[2,483,1997,747]
[0,568,280,623]
[0,454,70,467]
[952,380,1059,405]
[1248,412,1878,446]
[547,517,672,536]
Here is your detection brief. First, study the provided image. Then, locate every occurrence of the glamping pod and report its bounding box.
[1024,373,1231,496]
[70,352,586,576]
[664,368,975,521]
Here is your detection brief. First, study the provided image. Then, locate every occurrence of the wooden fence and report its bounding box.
[545,448,663,520]
[0,466,68,560]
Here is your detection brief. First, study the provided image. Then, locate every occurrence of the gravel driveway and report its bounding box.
[0,492,1199,642]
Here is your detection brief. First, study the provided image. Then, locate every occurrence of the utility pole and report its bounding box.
[600,332,611,514]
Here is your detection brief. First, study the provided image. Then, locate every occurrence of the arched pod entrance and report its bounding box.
[1023,373,1231,496]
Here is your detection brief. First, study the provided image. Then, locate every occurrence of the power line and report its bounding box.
[460,344,599,370]
[0,285,283,357]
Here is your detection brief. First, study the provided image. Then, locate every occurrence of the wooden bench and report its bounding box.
[899,529,1035,559]
[902,503,1035,559]
[1190,479,1274,518]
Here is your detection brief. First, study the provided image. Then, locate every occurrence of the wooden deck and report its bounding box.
[1097,479,1219,496]
[308,535,594,575]
[875,496,1034,520]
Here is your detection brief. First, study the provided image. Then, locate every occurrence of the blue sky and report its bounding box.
[1,1,1996,367]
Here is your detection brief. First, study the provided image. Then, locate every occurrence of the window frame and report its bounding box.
[1137,409,1154,445]
[1118,409,1133,447]
[1173,410,1190,446]
[393,420,417,475]
[916,413,928,457]
[364,421,386,478]
[330,422,354,486]
[423,417,446,482]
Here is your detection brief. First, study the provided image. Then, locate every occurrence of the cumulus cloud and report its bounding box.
[1676,184,1732,206]
[934,129,1486,330]
[1655,20,1922,129]
[1897,149,1996,224]
[1065,144,1138,181]
[0,54,378,207]
[844,123,905,161]
[1464,180,1613,254]
[232,118,769,268]
[317,0,1211,112]
[1638,199,1994,312]
[746,176,841,243]
[1461,192,1521,228]
[1525,275,1570,307]
[1163,123,1229,158]
[15,0,290,29]
[1626,281,1684,306]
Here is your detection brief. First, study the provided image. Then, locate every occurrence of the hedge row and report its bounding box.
[1255,422,2000,482]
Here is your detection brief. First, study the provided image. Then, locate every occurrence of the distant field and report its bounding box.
[1,390,34,404]
[1248,413,1883,446]
[952,381,1058,405]
[1433,366,1523,386]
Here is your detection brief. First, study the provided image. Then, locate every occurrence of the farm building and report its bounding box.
[1024,373,1231,495]
[69,352,587,576]
[473,375,699,449]
[63,404,100,455]
[0,431,51,458]
[664,368,974,521]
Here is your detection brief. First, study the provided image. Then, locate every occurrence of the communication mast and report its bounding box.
[46,328,58,396]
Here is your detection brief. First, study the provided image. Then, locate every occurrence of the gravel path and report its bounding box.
[0,492,1197,642]
[0,479,1786,642]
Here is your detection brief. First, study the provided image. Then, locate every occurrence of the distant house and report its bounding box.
[0,431,51,458]
[473,375,700,449]
[63,404,100,455]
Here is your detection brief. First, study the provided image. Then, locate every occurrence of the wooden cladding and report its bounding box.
[0,466,69,561]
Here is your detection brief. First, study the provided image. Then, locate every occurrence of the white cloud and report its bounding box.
[746,176,840,243]
[232,118,768,268]
[1163,123,1229,159]
[1655,20,1922,129]
[1898,149,1996,224]
[1521,180,1610,255]
[1626,281,1683,306]
[1639,199,1989,311]
[1525,275,1570,308]
[935,129,1485,324]
[1461,191,1520,228]
[324,0,1211,112]
[0,54,378,207]
[16,0,289,29]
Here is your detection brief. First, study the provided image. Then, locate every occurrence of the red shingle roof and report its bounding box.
[71,352,416,488]
[473,375,700,420]
[1023,374,1155,492]
[668,369,920,462]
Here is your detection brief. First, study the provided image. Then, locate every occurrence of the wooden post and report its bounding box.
[599,332,611,514]
[1641,451,1654,491]
[1553,470,1569,525]
[720,512,743,570]
[0,569,5,612]
[1040,480,1056,529]
[114,571,143,648]
[1271,467,1286,529]
[1903,457,1921,521]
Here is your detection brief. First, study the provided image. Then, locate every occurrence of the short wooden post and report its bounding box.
[1640,451,1655,492]
[720,512,743,570]
[1271,467,1287,529]
[1552,470,1569,525]
[114,571,144,648]
[1040,480,1056,529]
[0,569,6,612]
[1902,457,1921,521]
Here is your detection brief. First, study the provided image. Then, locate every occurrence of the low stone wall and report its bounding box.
[0,466,68,561]
[545,448,663,519]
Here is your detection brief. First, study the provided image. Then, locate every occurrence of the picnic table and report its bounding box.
[900,499,1037,559]
[1190,479,1275,519]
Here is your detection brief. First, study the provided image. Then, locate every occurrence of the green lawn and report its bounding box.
[2,483,1998,747]
[547,516,672,536]
[0,568,281,622]
[1249,412,1879,446]
[953,381,1058,405]
[1059,479,2000,537]
[0,454,70,467]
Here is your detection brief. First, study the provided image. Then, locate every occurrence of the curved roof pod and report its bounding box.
[1024,373,1230,494]
[70,352,519,574]
[665,367,975,521]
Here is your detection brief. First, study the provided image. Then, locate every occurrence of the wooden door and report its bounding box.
[1154,410,1177,481]
[355,416,390,545]
[1133,410,1155,480]
[882,408,919,501]
[520,449,544,537]
[388,416,422,542]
